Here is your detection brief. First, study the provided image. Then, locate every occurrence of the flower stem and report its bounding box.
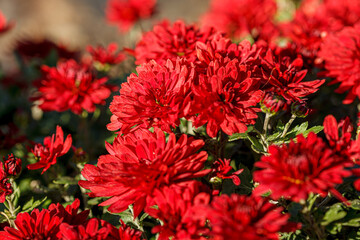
[77,163,89,210]
[253,128,268,152]
[280,114,297,138]
[4,179,18,228]
[301,205,326,240]
[262,113,271,137]
[6,198,16,228]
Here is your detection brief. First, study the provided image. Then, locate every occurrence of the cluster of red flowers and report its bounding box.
[281,0,360,61]
[0,199,143,240]
[109,26,324,137]
[133,20,219,65]
[254,115,360,203]
[79,128,209,216]
[3,0,360,239]
[201,0,278,41]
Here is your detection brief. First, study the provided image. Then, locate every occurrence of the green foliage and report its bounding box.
[22,196,48,213]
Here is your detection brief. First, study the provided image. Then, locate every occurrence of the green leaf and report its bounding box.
[32,197,47,209]
[295,121,308,134]
[321,203,347,226]
[280,230,304,240]
[342,217,360,227]
[247,135,265,153]
[303,126,324,137]
[285,122,308,139]
[53,176,78,185]
[21,197,47,213]
[267,131,281,142]
[275,120,285,132]
[228,126,253,141]
[87,197,103,206]
[307,193,320,210]
[22,197,34,211]
[113,208,134,224]
[0,214,8,223]
[139,212,149,222]
[350,199,360,210]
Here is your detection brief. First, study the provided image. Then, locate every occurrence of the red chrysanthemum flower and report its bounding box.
[280,11,329,64]
[106,0,156,32]
[27,125,72,174]
[108,58,195,134]
[195,35,260,70]
[3,154,21,177]
[259,49,325,102]
[318,0,360,30]
[0,199,90,240]
[33,59,114,114]
[133,20,219,65]
[59,218,116,240]
[79,128,209,217]
[49,199,89,226]
[0,163,12,203]
[109,220,144,240]
[210,159,243,186]
[145,182,210,240]
[86,43,126,65]
[318,24,360,104]
[191,38,263,138]
[0,11,14,34]
[197,194,299,240]
[323,115,360,162]
[0,208,62,240]
[201,0,278,41]
[281,0,360,65]
[254,132,353,203]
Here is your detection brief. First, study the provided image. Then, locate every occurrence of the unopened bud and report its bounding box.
[260,92,285,116]
[209,176,223,186]
[3,154,22,177]
[72,146,89,163]
[291,101,309,118]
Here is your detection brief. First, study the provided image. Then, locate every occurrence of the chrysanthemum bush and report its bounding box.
[1,0,360,239]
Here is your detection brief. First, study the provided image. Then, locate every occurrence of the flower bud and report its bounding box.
[260,92,285,116]
[0,162,13,203]
[3,154,22,177]
[72,146,89,163]
[0,178,13,202]
[291,101,310,118]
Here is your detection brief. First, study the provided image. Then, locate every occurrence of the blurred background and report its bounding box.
[0,0,210,71]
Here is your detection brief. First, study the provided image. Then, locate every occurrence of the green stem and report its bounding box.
[77,163,89,210]
[128,205,146,238]
[0,212,11,227]
[302,207,326,240]
[253,128,268,152]
[262,113,271,137]
[280,114,297,138]
[5,179,18,228]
